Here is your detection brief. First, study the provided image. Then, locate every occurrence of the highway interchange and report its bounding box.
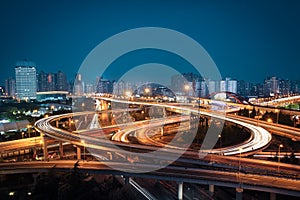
[1,97,300,197]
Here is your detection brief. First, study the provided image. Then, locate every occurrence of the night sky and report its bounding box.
[0,0,300,85]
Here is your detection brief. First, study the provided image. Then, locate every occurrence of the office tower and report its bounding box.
[208,80,216,94]
[278,79,290,96]
[263,76,279,97]
[0,86,4,96]
[5,77,15,97]
[170,73,200,95]
[37,71,48,92]
[220,77,237,94]
[96,77,113,94]
[56,71,68,91]
[228,79,237,93]
[46,73,56,91]
[74,73,84,95]
[15,61,37,101]
[220,80,226,92]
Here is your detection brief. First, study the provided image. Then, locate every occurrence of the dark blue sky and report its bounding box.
[1,0,300,85]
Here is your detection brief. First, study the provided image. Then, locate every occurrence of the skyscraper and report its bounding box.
[56,71,68,91]
[74,73,84,95]
[37,71,48,92]
[15,61,37,101]
[5,77,15,97]
[263,77,279,97]
[220,77,237,93]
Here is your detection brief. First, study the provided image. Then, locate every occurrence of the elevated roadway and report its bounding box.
[0,160,299,197]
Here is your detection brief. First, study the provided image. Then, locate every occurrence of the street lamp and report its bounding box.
[184,84,190,95]
[256,110,264,126]
[278,144,283,173]
[144,88,150,94]
[144,88,150,100]
[125,91,131,98]
[275,109,279,124]
[267,118,273,123]
[184,84,190,103]
[218,134,222,148]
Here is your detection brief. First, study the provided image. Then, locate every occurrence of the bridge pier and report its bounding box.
[160,127,164,137]
[209,184,214,196]
[76,146,81,160]
[124,176,130,185]
[236,187,243,200]
[59,141,63,158]
[107,152,112,160]
[32,148,37,159]
[270,192,276,200]
[178,181,183,200]
[42,136,48,161]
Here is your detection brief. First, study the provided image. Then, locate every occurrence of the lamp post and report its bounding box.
[278,144,283,173]
[218,134,222,148]
[275,109,279,124]
[256,111,264,126]
[184,85,190,103]
[144,88,150,100]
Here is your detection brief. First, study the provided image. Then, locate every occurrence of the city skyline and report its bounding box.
[1,1,300,85]
[4,61,299,99]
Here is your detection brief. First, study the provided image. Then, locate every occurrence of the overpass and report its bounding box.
[0,160,299,198]
[1,97,297,199]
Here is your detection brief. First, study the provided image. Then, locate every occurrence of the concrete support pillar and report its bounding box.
[270,192,276,200]
[236,187,243,200]
[160,127,164,136]
[124,176,129,185]
[32,174,39,186]
[76,146,81,160]
[32,148,37,159]
[178,182,183,200]
[55,120,59,128]
[107,152,112,160]
[42,136,48,161]
[209,184,214,196]
[163,108,167,117]
[59,141,63,158]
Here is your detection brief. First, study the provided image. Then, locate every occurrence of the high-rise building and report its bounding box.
[220,80,226,92]
[37,71,48,92]
[5,77,15,97]
[0,86,5,96]
[220,77,237,93]
[170,73,201,95]
[56,71,68,91]
[47,73,56,91]
[263,76,279,97]
[290,80,299,94]
[228,80,237,93]
[96,77,113,94]
[74,73,84,95]
[15,61,37,100]
[37,70,68,92]
[208,80,216,94]
[278,79,290,96]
